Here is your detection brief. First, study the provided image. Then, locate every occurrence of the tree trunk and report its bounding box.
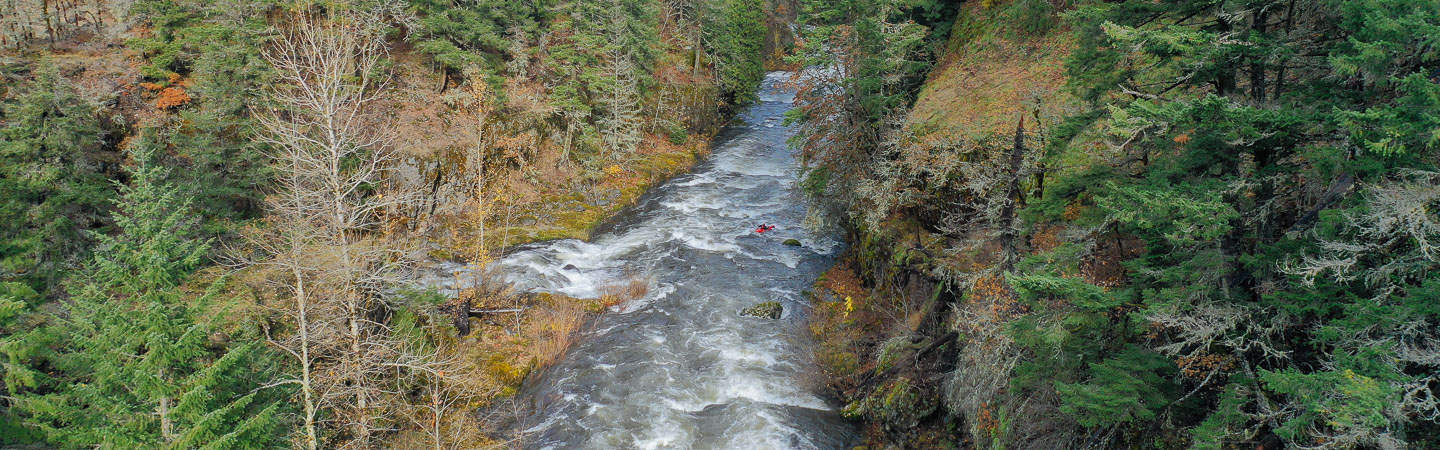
[1248,5,1270,102]
[349,309,370,443]
[1274,0,1297,98]
[999,116,1026,271]
[158,395,173,442]
[295,267,319,450]
[42,0,56,46]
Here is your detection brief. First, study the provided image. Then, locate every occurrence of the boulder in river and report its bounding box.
[782,238,802,247]
[740,301,783,319]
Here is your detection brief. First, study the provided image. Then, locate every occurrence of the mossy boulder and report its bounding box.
[782,238,802,247]
[843,376,940,435]
[876,336,922,373]
[740,301,783,319]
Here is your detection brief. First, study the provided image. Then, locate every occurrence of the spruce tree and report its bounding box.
[0,281,45,445]
[12,144,281,448]
[0,63,115,297]
[704,0,767,105]
[1016,0,1440,445]
[128,0,278,227]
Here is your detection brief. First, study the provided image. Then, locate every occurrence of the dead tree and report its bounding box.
[999,116,1027,271]
[251,7,421,448]
[599,3,643,157]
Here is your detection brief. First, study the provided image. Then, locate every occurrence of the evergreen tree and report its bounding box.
[129,0,276,229]
[703,0,767,105]
[791,0,931,210]
[543,0,661,161]
[408,0,549,73]
[0,281,45,445]
[0,63,116,297]
[1014,0,1440,445]
[788,0,1440,446]
[543,5,605,160]
[599,45,644,155]
[11,145,281,448]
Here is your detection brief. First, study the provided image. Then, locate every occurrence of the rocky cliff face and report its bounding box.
[806,2,1082,447]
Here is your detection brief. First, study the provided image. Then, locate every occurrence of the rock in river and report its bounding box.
[740,301,783,319]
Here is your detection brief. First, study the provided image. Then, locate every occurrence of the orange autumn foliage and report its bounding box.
[155,87,191,110]
[975,402,999,436]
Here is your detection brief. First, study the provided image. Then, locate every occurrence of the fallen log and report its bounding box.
[855,330,960,390]
[438,298,527,337]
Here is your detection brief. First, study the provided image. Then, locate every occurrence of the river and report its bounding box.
[481,72,856,449]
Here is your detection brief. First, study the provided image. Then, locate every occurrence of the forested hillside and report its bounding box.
[0,0,776,447]
[5,0,1437,447]
[793,0,1440,448]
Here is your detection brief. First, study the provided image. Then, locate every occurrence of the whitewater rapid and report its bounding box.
[476,72,856,449]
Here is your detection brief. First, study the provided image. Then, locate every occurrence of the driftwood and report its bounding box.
[437,298,526,337]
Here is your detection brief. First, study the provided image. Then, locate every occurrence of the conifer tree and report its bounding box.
[0,63,115,297]
[0,281,44,444]
[10,143,281,448]
[1013,0,1440,445]
[128,0,278,227]
[600,45,643,155]
[703,0,767,104]
[788,0,1440,446]
[791,0,931,210]
[409,0,548,76]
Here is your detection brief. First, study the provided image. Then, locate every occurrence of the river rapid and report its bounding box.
[475,72,856,449]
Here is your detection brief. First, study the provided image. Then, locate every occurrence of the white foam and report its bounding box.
[633,428,687,450]
[419,68,852,449]
[758,71,798,103]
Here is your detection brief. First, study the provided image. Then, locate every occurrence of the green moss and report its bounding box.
[484,352,530,389]
[992,403,1011,449]
[844,376,941,435]
[783,238,802,246]
[740,301,783,319]
[876,336,918,373]
[818,344,861,377]
[875,377,941,431]
[473,137,708,254]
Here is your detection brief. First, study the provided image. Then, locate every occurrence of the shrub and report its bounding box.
[155,86,191,109]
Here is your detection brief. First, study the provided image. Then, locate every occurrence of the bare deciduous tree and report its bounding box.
[246,7,428,448]
[1,0,111,48]
[383,329,492,450]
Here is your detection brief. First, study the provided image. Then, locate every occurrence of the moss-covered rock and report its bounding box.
[876,336,922,373]
[740,301,783,319]
[782,238,802,246]
[845,377,941,435]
